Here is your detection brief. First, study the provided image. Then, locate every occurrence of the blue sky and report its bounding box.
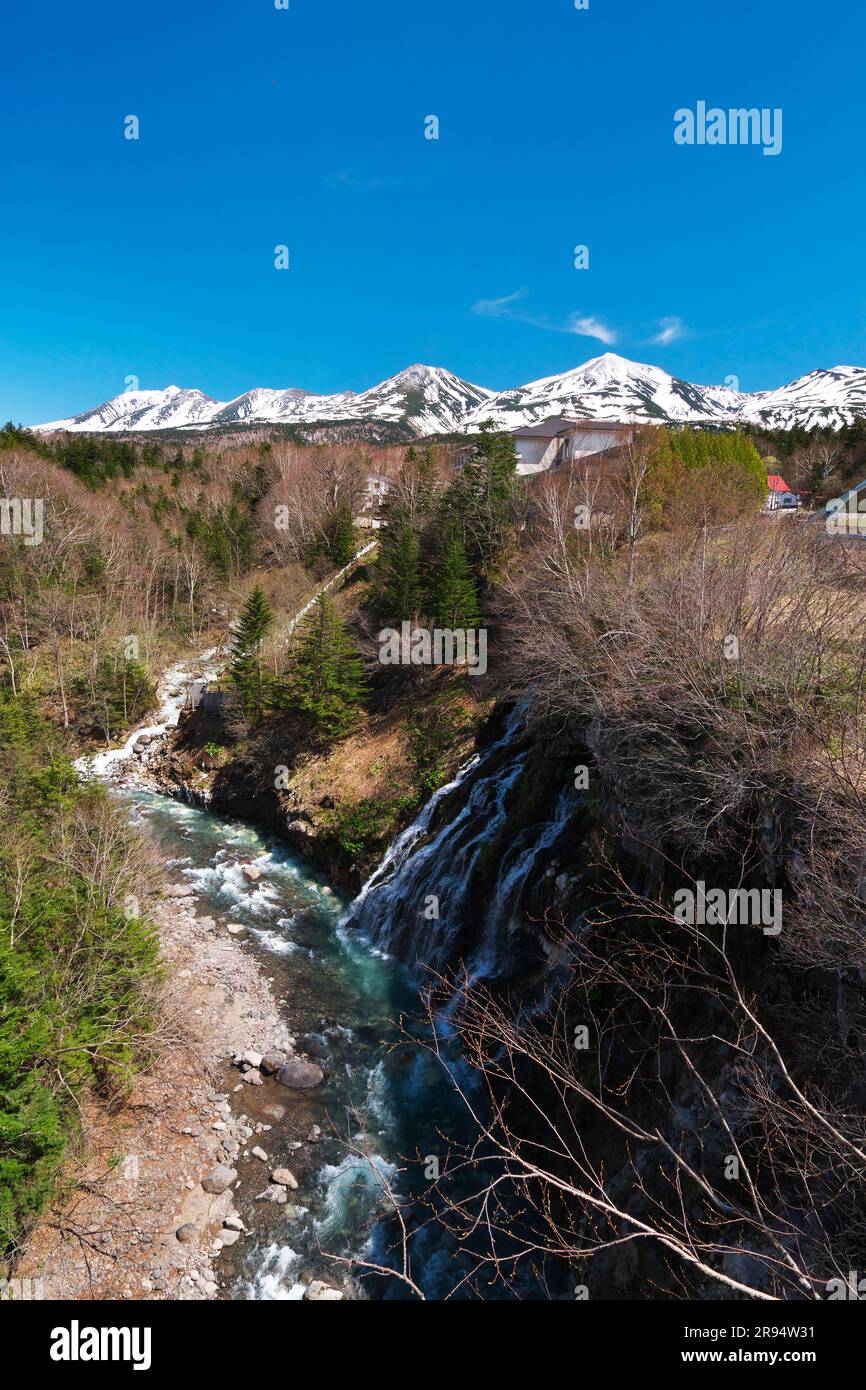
[2,0,864,422]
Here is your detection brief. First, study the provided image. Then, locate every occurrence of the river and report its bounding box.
[84,653,566,1301]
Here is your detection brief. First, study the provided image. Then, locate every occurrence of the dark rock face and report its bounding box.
[275,1060,325,1090]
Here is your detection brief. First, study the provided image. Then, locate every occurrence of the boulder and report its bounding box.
[305,1280,344,1301]
[243,1050,263,1070]
[241,864,262,883]
[242,1069,263,1086]
[259,1050,287,1076]
[175,1224,199,1244]
[254,1185,288,1205]
[201,1164,237,1196]
[218,1228,241,1247]
[166,883,195,899]
[275,1060,324,1090]
[306,1124,323,1143]
[270,1168,299,1190]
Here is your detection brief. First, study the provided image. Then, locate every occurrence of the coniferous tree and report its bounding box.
[230,585,275,719]
[372,518,422,625]
[433,535,480,628]
[329,506,357,567]
[436,422,522,581]
[287,595,367,739]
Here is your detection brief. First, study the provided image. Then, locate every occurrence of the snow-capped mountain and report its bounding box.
[33,356,866,436]
[736,366,866,432]
[461,353,748,430]
[36,365,493,437]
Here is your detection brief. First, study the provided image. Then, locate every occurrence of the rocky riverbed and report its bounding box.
[17,876,350,1301]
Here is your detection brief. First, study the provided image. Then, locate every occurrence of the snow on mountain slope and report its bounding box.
[33,357,866,435]
[37,386,219,433]
[737,366,866,431]
[36,365,491,436]
[462,353,747,429]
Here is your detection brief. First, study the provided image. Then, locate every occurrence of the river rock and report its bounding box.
[243,1050,263,1069]
[176,1224,199,1244]
[166,883,195,898]
[225,922,246,935]
[259,1050,287,1075]
[275,1060,324,1090]
[242,1069,263,1086]
[305,1280,344,1301]
[241,864,262,883]
[218,1228,241,1247]
[201,1164,237,1195]
[251,1146,268,1162]
[306,1124,323,1143]
[270,1168,299,1190]
[254,1185,288,1205]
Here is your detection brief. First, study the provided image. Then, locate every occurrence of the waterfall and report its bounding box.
[343,704,579,989]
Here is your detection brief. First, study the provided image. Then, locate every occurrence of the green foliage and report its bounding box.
[331,794,415,861]
[230,585,275,720]
[408,694,477,796]
[372,518,422,625]
[643,428,767,523]
[0,696,161,1258]
[329,506,358,568]
[437,422,523,581]
[71,655,157,740]
[184,503,254,578]
[432,535,480,628]
[279,596,367,739]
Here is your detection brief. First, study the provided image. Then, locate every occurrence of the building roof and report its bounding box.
[511,417,631,440]
[767,474,791,493]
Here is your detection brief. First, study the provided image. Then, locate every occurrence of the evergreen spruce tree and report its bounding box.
[373,519,422,625]
[230,584,275,719]
[436,422,522,580]
[289,595,367,739]
[329,506,357,567]
[433,535,480,628]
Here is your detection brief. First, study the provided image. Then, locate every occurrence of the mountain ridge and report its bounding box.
[34,355,866,436]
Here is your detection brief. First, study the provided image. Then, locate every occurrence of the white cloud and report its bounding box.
[566,314,618,346]
[472,290,618,344]
[471,288,530,318]
[648,315,689,346]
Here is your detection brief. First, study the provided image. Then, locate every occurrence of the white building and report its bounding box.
[509,418,634,475]
[457,418,634,476]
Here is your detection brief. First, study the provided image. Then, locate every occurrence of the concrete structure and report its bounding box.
[457,419,634,477]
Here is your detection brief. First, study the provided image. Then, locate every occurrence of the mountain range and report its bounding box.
[34,356,866,436]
